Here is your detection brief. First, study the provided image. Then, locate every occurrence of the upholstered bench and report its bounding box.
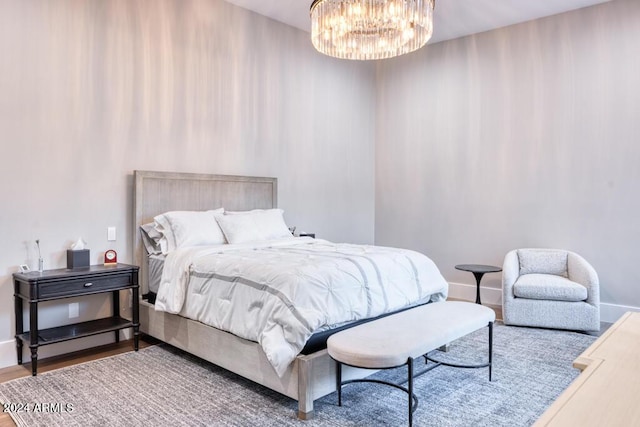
[327,301,495,426]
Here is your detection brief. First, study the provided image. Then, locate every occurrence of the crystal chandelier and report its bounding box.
[310,0,435,60]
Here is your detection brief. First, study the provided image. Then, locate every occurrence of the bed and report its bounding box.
[132,170,448,419]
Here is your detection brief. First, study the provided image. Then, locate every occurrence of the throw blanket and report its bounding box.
[155,238,448,376]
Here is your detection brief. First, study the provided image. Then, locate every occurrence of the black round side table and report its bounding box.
[455,264,502,305]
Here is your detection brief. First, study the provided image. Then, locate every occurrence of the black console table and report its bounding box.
[13,263,139,375]
[455,264,502,305]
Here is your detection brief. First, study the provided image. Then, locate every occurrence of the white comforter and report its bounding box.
[154,238,448,376]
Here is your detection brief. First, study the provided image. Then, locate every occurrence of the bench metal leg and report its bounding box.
[334,357,419,426]
[424,321,494,379]
[408,357,414,427]
[332,319,494,426]
[489,321,493,381]
[336,359,342,406]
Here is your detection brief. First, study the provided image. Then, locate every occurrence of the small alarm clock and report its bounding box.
[104,249,117,266]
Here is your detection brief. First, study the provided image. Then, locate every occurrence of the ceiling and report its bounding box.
[222,0,613,44]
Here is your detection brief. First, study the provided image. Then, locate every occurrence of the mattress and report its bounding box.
[147,254,165,295]
[153,238,449,376]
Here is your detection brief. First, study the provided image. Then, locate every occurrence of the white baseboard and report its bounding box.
[448,281,502,307]
[448,282,640,324]
[600,302,640,323]
[0,340,16,369]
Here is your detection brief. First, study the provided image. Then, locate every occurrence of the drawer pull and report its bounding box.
[83,282,94,288]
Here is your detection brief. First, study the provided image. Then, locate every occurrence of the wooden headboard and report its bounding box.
[133,170,278,294]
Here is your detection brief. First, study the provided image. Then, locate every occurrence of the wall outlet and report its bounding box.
[69,302,79,319]
[107,226,116,241]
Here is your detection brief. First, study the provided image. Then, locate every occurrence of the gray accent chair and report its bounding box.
[502,248,600,332]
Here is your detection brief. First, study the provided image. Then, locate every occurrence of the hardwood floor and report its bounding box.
[448,298,503,321]
[486,303,503,321]
[0,339,156,427]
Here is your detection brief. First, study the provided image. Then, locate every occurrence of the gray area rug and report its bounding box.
[0,324,594,426]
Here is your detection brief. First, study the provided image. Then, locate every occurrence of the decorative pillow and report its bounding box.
[140,222,162,255]
[153,208,225,254]
[216,209,292,244]
[517,249,568,277]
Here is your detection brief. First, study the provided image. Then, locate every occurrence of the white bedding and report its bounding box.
[154,238,448,376]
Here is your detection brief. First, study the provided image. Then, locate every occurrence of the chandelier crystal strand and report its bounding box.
[310,0,434,60]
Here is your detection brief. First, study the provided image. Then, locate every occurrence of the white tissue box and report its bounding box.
[67,249,90,269]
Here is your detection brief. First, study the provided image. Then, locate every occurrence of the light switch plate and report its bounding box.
[107,227,116,241]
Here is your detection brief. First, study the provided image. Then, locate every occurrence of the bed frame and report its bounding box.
[132,170,369,419]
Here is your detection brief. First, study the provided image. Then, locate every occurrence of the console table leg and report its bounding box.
[112,290,120,343]
[134,331,140,351]
[16,339,23,365]
[30,346,37,376]
[132,285,140,351]
[14,280,24,365]
[29,298,38,376]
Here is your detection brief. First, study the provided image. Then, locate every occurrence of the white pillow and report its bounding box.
[140,222,162,255]
[255,210,293,239]
[225,209,270,215]
[153,208,225,254]
[216,209,292,244]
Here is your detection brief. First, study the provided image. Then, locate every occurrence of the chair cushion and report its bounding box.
[513,274,588,302]
[517,249,568,277]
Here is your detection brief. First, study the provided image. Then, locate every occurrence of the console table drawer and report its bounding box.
[39,274,132,298]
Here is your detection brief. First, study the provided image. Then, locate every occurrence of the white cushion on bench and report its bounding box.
[327,301,495,369]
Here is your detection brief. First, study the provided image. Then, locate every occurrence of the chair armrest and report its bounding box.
[568,252,600,306]
[502,250,520,302]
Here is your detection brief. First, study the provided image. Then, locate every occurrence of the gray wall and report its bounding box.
[2,0,638,368]
[375,0,640,313]
[0,0,376,366]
